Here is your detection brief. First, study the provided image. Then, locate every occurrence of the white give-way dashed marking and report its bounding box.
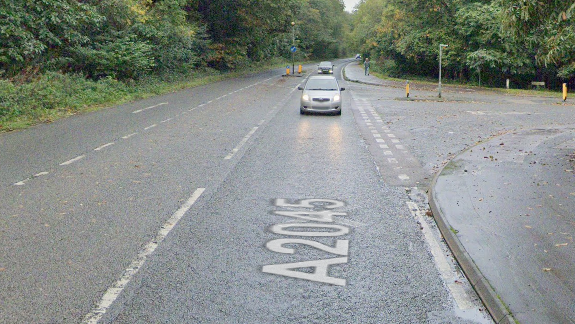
[355,98,410,181]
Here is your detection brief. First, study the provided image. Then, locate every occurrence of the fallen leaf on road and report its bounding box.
[555,243,568,247]
[525,225,533,229]
[543,268,552,272]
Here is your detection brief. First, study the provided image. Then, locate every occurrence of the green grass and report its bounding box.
[0,58,288,133]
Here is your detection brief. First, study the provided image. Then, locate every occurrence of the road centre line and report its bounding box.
[144,124,157,130]
[406,200,474,310]
[132,102,168,114]
[82,188,205,324]
[14,171,51,186]
[94,143,115,151]
[60,155,85,166]
[225,126,259,160]
[14,179,29,186]
[122,133,138,139]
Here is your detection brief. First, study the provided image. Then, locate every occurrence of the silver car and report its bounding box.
[298,76,345,115]
[317,61,334,74]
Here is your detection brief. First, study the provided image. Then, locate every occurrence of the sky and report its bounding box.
[343,0,361,12]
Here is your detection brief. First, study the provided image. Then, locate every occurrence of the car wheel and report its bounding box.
[300,108,305,115]
[335,110,341,116]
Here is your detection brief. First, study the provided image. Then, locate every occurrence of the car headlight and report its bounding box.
[318,69,322,73]
[333,94,341,101]
[329,69,333,73]
[302,94,310,101]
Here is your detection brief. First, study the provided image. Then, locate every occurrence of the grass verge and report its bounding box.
[0,59,288,133]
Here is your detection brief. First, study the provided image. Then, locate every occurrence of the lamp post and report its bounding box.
[291,21,295,74]
[438,44,448,98]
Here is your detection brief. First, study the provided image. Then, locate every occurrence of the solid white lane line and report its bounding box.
[60,155,85,166]
[132,102,168,114]
[94,143,115,151]
[81,188,205,324]
[406,201,474,310]
[225,127,258,160]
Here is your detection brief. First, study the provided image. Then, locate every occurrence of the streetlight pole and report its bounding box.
[438,44,448,98]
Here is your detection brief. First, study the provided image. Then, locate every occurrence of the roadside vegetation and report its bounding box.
[1,0,574,131]
[0,0,350,131]
[348,0,575,91]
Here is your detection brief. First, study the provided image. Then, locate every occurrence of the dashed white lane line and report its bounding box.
[14,171,51,185]
[406,201,474,310]
[81,188,205,324]
[60,155,85,166]
[94,143,115,151]
[132,102,168,114]
[225,126,259,160]
[144,124,157,130]
[122,133,138,139]
[398,174,410,180]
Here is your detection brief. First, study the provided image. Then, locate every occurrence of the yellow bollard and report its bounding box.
[563,83,568,102]
[406,80,410,98]
[286,67,290,75]
[298,65,302,74]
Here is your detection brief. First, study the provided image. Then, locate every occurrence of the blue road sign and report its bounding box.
[290,46,297,53]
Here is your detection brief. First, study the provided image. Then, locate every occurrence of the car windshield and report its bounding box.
[319,62,332,68]
[305,78,338,90]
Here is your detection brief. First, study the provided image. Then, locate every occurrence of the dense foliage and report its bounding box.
[0,0,350,80]
[348,0,575,89]
[0,0,350,126]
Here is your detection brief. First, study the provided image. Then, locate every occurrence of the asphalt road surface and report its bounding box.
[1,60,501,323]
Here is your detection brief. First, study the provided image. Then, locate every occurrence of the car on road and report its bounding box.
[317,61,334,74]
[298,75,345,115]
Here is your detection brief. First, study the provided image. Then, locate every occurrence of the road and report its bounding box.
[1,60,512,323]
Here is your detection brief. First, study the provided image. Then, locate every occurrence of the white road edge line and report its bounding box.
[406,200,474,310]
[81,188,205,324]
[60,155,85,166]
[132,102,168,114]
[224,126,259,160]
